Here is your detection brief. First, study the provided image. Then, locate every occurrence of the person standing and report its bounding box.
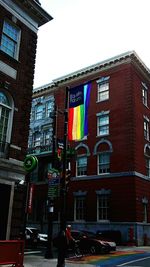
[66,225,75,249]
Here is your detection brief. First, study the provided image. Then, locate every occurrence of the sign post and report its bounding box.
[23,155,38,239]
[56,87,69,267]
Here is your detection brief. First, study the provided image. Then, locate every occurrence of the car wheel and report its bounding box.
[101,245,109,254]
[74,246,81,257]
[90,245,96,254]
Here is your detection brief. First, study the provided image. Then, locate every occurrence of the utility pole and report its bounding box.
[56,86,69,267]
[45,105,57,259]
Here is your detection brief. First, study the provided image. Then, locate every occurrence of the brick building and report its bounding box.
[0,0,52,239]
[29,51,150,245]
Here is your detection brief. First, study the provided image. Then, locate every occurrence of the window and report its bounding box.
[0,92,10,143]
[76,156,87,176]
[43,129,51,145]
[146,158,150,177]
[97,113,109,136]
[98,82,109,102]
[0,20,20,59]
[98,153,110,174]
[35,105,43,120]
[74,196,86,221]
[0,92,14,156]
[45,101,53,118]
[144,119,149,140]
[143,203,148,223]
[97,194,109,221]
[142,197,148,223]
[97,76,110,102]
[142,82,148,106]
[33,132,40,147]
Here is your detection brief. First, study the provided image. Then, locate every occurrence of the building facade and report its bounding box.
[29,51,150,245]
[0,0,52,239]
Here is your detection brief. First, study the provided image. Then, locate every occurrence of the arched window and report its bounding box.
[0,91,14,156]
[93,139,113,175]
[144,144,150,177]
[75,143,90,177]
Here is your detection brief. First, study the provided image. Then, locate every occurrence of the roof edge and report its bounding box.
[33,51,150,93]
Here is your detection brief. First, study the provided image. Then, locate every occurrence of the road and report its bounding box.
[118,255,150,267]
[24,246,150,267]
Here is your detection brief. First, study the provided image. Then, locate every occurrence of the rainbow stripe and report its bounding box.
[68,83,91,140]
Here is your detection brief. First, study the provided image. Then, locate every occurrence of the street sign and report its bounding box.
[47,168,60,198]
[24,155,38,172]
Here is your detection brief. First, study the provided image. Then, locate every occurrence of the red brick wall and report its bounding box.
[0,5,37,161]
[61,62,150,223]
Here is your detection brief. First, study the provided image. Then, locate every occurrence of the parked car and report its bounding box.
[25,227,40,247]
[38,233,48,244]
[81,230,116,252]
[53,230,111,254]
[73,230,116,253]
[25,227,48,247]
[96,230,122,245]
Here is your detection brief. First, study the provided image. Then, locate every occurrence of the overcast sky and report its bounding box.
[34,0,150,88]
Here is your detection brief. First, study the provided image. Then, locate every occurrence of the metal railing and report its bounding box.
[27,144,52,155]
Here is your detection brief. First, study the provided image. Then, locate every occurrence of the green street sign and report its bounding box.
[24,155,38,172]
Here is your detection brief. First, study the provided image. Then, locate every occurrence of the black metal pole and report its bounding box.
[56,86,69,267]
[45,199,54,258]
[22,172,30,243]
[45,105,57,258]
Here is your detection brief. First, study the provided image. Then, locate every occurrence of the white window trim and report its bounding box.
[96,193,110,222]
[0,91,14,144]
[96,76,110,103]
[97,152,110,175]
[1,19,21,60]
[96,111,110,137]
[76,155,87,177]
[144,116,149,141]
[74,196,86,222]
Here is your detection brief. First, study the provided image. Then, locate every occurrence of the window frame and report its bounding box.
[142,82,148,107]
[33,132,41,147]
[97,76,110,102]
[76,155,87,177]
[97,112,109,137]
[0,20,21,60]
[0,91,14,156]
[97,82,109,102]
[35,104,43,120]
[142,197,148,223]
[146,157,150,177]
[144,118,149,141]
[45,101,53,118]
[74,196,86,221]
[43,128,51,145]
[97,194,110,221]
[98,152,110,174]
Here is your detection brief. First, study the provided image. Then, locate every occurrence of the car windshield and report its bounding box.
[71,230,96,240]
[31,229,39,234]
[82,231,96,238]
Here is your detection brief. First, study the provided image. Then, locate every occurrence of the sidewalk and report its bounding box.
[24,257,95,267]
[24,255,95,267]
[24,246,150,267]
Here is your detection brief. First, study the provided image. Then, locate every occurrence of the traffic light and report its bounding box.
[57,148,62,160]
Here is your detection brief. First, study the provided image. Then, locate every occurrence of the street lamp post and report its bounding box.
[56,86,69,267]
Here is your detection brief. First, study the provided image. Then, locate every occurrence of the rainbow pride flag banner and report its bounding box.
[68,83,91,141]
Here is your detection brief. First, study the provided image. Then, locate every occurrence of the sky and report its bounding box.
[34,0,150,88]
